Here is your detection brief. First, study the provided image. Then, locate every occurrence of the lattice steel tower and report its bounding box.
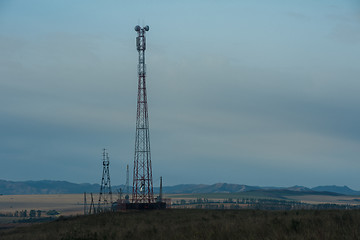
[98,148,113,211]
[132,25,154,203]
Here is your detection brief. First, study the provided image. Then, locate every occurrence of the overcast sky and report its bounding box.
[1,0,360,189]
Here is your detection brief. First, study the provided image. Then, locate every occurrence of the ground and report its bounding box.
[1,209,360,240]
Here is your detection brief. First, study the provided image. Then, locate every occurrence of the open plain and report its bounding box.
[0,194,87,217]
[1,193,360,238]
[2,192,360,217]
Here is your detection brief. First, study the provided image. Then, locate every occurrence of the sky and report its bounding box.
[0,0,360,189]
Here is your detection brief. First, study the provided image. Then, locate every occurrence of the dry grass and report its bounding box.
[288,194,360,205]
[1,193,359,216]
[1,209,360,240]
[0,194,92,216]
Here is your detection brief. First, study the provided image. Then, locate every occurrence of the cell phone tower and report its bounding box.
[132,25,154,204]
[98,148,113,211]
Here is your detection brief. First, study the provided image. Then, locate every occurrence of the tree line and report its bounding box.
[172,198,360,210]
[0,209,59,218]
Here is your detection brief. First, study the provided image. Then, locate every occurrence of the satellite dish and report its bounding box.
[144,25,149,31]
[134,25,141,32]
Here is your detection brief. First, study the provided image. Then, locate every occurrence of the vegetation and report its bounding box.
[1,209,360,239]
[172,197,359,210]
[0,209,58,218]
[168,189,341,201]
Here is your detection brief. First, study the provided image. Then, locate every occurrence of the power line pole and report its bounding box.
[126,164,130,195]
[84,192,87,215]
[89,193,95,214]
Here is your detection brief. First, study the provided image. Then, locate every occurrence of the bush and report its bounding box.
[46,210,60,216]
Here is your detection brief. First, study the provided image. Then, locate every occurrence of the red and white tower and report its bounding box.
[132,25,154,203]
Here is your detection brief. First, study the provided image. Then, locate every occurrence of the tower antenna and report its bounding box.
[132,25,154,204]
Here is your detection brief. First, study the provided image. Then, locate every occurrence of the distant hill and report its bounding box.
[311,185,360,195]
[160,184,343,197]
[0,180,100,195]
[161,183,260,194]
[286,185,312,192]
[0,180,359,196]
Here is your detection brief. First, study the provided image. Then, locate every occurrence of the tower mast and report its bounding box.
[98,148,113,211]
[132,25,154,203]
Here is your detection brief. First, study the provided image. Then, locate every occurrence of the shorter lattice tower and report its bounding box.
[98,148,113,212]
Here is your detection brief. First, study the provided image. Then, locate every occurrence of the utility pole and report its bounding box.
[84,192,87,215]
[89,193,95,214]
[126,164,130,195]
[158,176,163,202]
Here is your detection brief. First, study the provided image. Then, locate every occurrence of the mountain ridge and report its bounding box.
[0,180,359,196]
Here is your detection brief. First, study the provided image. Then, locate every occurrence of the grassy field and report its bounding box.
[1,192,360,218]
[0,194,87,216]
[168,192,360,205]
[1,209,360,239]
[2,193,360,239]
